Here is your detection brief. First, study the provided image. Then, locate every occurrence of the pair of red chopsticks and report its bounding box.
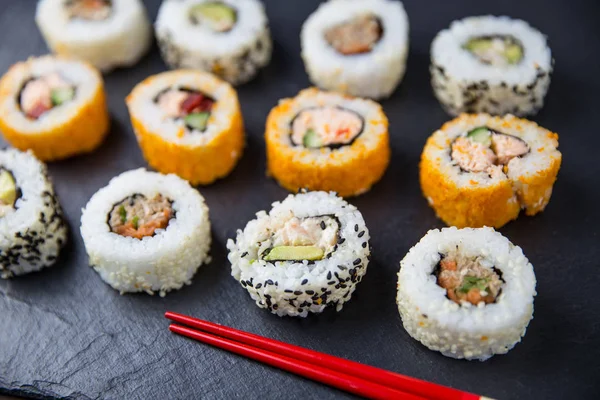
[165,312,485,400]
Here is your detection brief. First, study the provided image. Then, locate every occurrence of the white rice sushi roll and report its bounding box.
[0,148,68,279]
[431,16,552,116]
[155,0,272,85]
[301,0,409,99]
[80,168,211,296]
[35,0,153,72]
[396,227,536,361]
[227,191,371,317]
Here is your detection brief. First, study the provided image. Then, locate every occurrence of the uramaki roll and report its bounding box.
[420,113,561,228]
[126,70,244,185]
[265,88,390,197]
[0,55,109,161]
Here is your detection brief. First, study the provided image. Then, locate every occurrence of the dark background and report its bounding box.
[1,0,599,399]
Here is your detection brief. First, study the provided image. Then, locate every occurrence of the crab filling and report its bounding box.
[463,35,524,66]
[108,194,174,239]
[19,73,75,120]
[65,0,112,21]
[0,169,19,218]
[435,253,504,305]
[291,107,364,149]
[325,14,383,55]
[451,127,530,174]
[258,215,340,262]
[155,88,215,132]
[189,2,237,33]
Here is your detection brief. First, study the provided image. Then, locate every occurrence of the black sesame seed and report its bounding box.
[358,231,365,238]
[247,281,253,287]
[354,224,359,232]
[306,290,314,295]
[337,265,347,271]
[255,283,262,289]
[353,258,361,265]
[285,289,293,293]
[338,238,345,245]
[328,281,336,285]
[266,279,274,286]
[241,252,248,258]
[327,271,332,280]
[320,221,326,230]
[294,291,302,295]
[301,279,308,285]
[362,242,367,248]
[241,281,247,287]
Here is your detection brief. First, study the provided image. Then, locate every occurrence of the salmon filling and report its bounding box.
[291,107,364,149]
[0,168,19,218]
[66,0,112,21]
[451,127,529,175]
[325,14,383,55]
[463,35,524,66]
[256,214,340,262]
[19,73,75,120]
[155,88,215,132]
[108,194,174,239]
[189,1,237,33]
[435,252,504,305]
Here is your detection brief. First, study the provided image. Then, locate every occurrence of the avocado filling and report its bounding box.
[324,14,383,55]
[0,169,19,218]
[258,215,340,262]
[19,73,76,120]
[108,194,174,239]
[66,0,112,21]
[155,88,215,132]
[189,2,237,33]
[290,107,364,149]
[451,126,529,174]
[434,252,504,305]
[463,35,524,66]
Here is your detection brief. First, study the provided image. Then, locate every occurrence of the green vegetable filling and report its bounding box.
[184,112,210,131]
[458,276,489,294]
[132,215,139,230]
[263,245,325,262]
[189,2,237,32]
[463,36,524,65]
[51,87,75,106]
[466,126,492,147]
[302,129,322,148]
[118,205,127,224]
[0,169,17,206]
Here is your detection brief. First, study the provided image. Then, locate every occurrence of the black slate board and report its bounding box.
[1,0,600,399]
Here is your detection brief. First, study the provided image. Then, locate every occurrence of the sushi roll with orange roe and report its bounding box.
[420,113,562,228]
[126,70,244,185]
[266,88,390,197]
[0,55,109,161]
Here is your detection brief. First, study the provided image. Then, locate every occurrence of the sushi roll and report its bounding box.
[266,88,390,197]
[155,0,272,85]
[420,113,561,228]
[80,168,211,296]
[397,227,536,361]
[301,0,409,99]
[228,191,371,317]
[126,70,244,185]
[431,16,552,116]
[0,55,109,161]
[0,148,68,279]
[35,0,152,72]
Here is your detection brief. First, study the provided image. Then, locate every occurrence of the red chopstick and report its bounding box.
[165,311,483,400]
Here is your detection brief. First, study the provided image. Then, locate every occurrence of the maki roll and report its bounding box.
[0,149,67,279]
[126,70,244,185]
[0,55,109,161]
[420,113,561,228]
[301,0,409,99]
[431,16,552,116]
[36,0,152,72]
[227,191,371,317]
[397,227,536,361]
[156,0,272,85]
[80,168,211,296]
[266,88,390,197]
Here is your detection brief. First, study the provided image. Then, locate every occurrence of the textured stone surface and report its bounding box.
[1,0,599,399]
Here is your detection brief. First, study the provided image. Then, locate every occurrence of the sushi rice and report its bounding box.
[431,16,552,116]
[397,227,536,361]
[36,0,152,72]
[301,0,409,99]
[0,148,67,278]
[228,191,371,317]
[80,168,211,296]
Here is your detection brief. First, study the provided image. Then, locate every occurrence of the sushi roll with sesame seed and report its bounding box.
[431,16,552,116]
[227,190,371,317]
[266,88,390,197]
[420,113,562,228]
[80,168,211,296]
[126,70,244,185]
[397,227,536,361]
[35,0,152,72]
[155,0,272,85]
[301,0,409,99]
[0,55,109,161]
[0,148,68,279]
